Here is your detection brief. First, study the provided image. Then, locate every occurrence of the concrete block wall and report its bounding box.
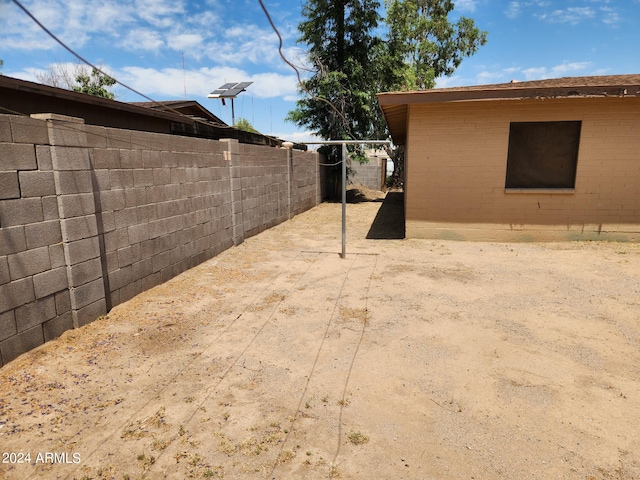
[292,148,322,215]
[0,115,77,366]
[235,143,289,239]
[84,124,236,309]
[405,97,640,241]
[350,157,386,191]
[0,113,322,366]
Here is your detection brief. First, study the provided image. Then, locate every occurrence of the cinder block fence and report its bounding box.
[0,113,322,367]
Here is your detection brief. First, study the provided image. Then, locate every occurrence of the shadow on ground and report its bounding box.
[345,188,384,203]
[366,191,405,239]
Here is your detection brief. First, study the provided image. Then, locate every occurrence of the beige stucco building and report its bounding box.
[378,75,640,241]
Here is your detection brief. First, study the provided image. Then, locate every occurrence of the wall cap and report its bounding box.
[30,113,85,124]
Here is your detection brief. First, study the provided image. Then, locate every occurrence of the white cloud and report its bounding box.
[505,1,521,19]
[272,130,323,146]
[436,62,594,88]
[249,72,298,98]
[477,68,518,84]
[134,0,186,28]
[169,33,204,52]
[522,61,592,80]
[537,7,595,24]
[600,6,621,26]
[115,66,298,101]
[195,23,299,70]
[118,66,241,98]
[5,67,45,83]
[8,62,116,90]
[506,1,617,26]
[2,36,58,51]
[120,29,165,51]
[27,0,67,30]
[1,0,300,73]
[2,0,199,53]
[189,10,219,28]
[455,0,479,13]
[434,74,472,88]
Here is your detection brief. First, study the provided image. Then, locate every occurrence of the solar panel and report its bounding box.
[207,81,253,98]
[208,82,237,97]
[219,88,243,97]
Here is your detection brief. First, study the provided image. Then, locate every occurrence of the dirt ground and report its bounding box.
[1,190,639,480]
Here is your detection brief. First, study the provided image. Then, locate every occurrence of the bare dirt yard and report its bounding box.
[1,190,639,480]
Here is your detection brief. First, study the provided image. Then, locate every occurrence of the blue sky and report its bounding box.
[1,0,639,144]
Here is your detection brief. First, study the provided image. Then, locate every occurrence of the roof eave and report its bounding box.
[0,75,192,124]
[377,85,640,106]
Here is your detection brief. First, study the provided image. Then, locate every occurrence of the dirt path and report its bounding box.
[1,197,639,479]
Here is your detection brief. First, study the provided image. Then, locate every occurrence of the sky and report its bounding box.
[1,0,639,144]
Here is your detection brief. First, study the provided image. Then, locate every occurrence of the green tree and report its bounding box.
[0,59,4,74]
[288,0,487,186]
[384,0,487,90]
[286,0,384,142]
[382,1,486,185]
[73,68,116,99]
[235,118,259,133]
[287,0,384,197]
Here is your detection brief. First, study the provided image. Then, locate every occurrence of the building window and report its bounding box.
[505,121,581,189]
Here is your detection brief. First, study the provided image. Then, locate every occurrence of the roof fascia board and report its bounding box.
[377,85,639,106]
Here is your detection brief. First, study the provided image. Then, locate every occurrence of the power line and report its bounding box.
[257,0,356,141]
[8,0,234,132]
[10,0,353,149]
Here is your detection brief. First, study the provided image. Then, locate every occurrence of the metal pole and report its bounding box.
[231,98,235,126]
[301,140,391,260]
[341,142,347,259]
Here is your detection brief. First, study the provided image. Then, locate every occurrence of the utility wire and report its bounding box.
[9,0,235,131]
[257,0,356,141]
[10,0,354,153]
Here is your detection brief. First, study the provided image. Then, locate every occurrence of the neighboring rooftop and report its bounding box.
[378,74,640,145]
[129,100,226,126]
[0,75,286,147]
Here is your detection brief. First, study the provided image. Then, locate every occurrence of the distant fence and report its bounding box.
[0,113,323,366]
[350,156,387,190]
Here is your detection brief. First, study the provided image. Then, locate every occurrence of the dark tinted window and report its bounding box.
[505,121,581,188]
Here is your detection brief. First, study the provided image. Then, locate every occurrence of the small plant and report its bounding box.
[174,452,188,463]
[151,437,170,451]
[136,453,155,468]
[347,431,369,445]
[188,453,203,466]
[329,465,342,478]
[218,438,236,455]
[276,449,295,464]
[185,397,194,403]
